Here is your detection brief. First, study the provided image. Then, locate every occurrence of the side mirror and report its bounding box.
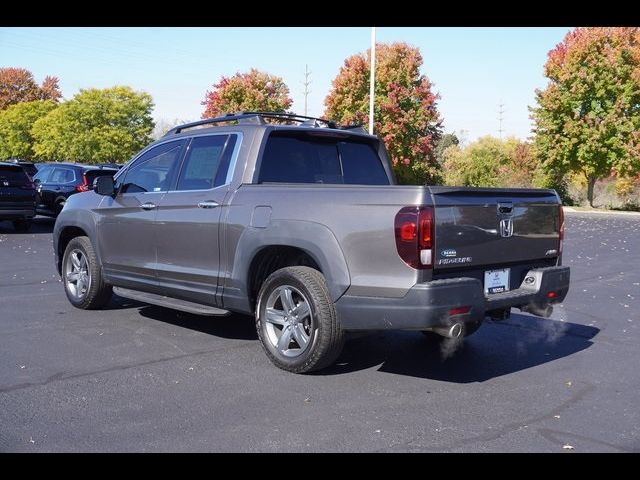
[94,175,115,196]
[33,178,41,185]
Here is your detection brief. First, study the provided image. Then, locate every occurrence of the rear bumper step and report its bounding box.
[113,287,230,316]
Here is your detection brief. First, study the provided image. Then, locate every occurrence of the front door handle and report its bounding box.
[140,202,157,210]
[198,200,219,209]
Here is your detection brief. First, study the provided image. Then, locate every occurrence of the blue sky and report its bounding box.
[1,27,571,142]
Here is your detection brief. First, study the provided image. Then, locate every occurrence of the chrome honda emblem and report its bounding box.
[500,218,513,237]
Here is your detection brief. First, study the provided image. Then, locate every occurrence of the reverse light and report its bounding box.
[394,206,434,269]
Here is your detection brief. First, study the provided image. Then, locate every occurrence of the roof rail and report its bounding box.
[163,112,366,137]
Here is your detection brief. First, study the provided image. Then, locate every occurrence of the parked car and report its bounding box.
[53,112,570,373]
[0,161,36,231]
[33,163,118,217]
[6,158,38,178]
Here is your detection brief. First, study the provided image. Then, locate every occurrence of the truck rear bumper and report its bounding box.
[334,266,570,331]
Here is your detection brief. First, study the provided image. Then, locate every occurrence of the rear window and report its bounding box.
[258,133,390,185]
[0,165,29,185]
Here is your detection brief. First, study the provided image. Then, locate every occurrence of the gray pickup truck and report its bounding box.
[53,112,570,373]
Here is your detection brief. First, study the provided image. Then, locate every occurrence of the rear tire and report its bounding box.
[12,219,32,232]
[62,236,112,309]
[256,266,345,373]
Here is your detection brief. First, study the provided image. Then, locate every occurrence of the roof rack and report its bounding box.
[163,112,366,137]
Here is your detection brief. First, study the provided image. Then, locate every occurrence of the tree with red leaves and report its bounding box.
[532,27,640,207]
[0,68,62,110]
[201,68,292,119]
[324,42,442,184]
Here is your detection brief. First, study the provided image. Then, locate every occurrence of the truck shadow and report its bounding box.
[321,314,599,382]
[132,300,598,382]
[136,304,258,341]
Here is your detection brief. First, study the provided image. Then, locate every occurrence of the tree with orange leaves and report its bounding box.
[0,68,61,110]
[532,28,640,207]
[201,69,292,119]
[324,42,442,185]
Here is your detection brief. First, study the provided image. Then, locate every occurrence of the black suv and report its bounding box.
[33,163,118,217]
[0,162,37,231]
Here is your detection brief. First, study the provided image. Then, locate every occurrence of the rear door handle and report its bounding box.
[198,200,219,209]
[140,202,156,210]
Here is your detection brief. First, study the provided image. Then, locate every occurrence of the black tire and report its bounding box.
[256,266,345,373]
[55,199,66,216]
[12,219,32,232]
[421,318,484,341]
[62,236,112,309]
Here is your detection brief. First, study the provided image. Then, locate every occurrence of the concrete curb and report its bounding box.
[563,206,640,217]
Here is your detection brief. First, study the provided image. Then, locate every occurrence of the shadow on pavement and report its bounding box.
[320,313,599,382]
[113,296,599,382]
[0,216,55,234]
[137,304,258,341]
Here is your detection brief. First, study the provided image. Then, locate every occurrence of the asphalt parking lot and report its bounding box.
[1,212,639,452]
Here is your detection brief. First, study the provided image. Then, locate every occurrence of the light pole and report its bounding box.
[369,27,376,135]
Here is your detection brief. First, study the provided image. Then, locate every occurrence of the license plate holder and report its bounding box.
[484,268,510,295]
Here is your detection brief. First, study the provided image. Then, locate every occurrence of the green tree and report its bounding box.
[531,27,640,207]
[201,68,292,118]
[32,86,154,163]
[434,133,459,165]
[0,68,61,110]
[442,136,537,188]
[324,42,442,184]
[0,100,57,160]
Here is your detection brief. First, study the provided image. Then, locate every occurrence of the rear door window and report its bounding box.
[33,165,53,183]
[258,132,389,185]
[49,167,77,184]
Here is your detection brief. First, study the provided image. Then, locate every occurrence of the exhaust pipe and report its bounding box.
[432,322,463,339]
[522,303,553,318]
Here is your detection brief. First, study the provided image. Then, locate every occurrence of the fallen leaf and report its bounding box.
[554,415,560,419]
[566,381,572,387]
[563,444,574,450]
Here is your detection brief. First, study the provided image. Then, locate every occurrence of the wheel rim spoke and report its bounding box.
[280,287,296,313]
[265,308,286,326]
[277,325,294,351]
[292,323,309,348]
[66,272,80,282]
[71,252,82,269]
[294,301,310,320]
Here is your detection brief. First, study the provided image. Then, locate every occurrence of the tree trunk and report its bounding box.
[587,176,597,208]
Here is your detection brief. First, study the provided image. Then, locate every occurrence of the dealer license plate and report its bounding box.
[484,268,510,295]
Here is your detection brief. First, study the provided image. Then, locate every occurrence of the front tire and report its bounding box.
[256,266,345,373]
[62,236,112,309]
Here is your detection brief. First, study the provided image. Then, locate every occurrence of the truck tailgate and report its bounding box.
[429,187,561,271]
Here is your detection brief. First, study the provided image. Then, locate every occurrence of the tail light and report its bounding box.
[394,206,434,269]
[558,206,565,253]
[76,174,89,192]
